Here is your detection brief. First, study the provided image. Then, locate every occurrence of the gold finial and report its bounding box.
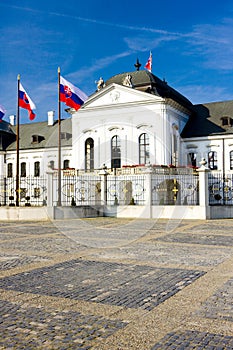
[17,74,20,80]
[58,67,60,73]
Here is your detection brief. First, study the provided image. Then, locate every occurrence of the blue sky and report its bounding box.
[1,0,233,123]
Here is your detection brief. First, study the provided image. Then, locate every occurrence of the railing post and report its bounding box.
[197,158,210,217]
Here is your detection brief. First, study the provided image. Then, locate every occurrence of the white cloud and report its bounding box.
[184,18,233,70]
[177,84,233,104]
[68,51,133,82]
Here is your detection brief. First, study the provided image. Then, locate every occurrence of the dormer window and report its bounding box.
[61,132,72,140]
[31,135,45,144]
[221,116,232,127]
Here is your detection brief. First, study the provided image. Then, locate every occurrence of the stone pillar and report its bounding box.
[46,169,54,207]
[99,164,108,206]
[144,164,153,218]
[197,158,210,218]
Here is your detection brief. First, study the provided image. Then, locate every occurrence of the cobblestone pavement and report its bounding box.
[0,218,233,349]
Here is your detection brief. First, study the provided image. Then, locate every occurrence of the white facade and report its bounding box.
[71,83,190,171]
[183,135,233,174]
[5,147,72,177]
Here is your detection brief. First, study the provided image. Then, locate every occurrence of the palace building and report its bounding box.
[1,67,233,178]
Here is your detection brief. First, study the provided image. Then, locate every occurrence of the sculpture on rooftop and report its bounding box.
[96,77,105,90]
[122,74,133,88]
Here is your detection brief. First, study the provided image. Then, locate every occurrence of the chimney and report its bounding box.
[47,110,55,126]
[9,115,16,126]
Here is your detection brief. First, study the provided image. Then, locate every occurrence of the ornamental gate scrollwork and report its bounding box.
[209,174,233,205]
[60,176,101,206]
[152,174,199,205]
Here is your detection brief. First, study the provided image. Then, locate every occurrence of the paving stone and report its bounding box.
[0,254,51,270]
[0,237,81,253]
[0,218,233,349]
[196,277,233,322]
[0,259,205,311]
[0,299,127,348]
[151,330,233,349]
[92,242,233,267]
[153,232,233,246]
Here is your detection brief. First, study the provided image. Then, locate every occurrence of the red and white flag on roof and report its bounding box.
[144,51,152,72]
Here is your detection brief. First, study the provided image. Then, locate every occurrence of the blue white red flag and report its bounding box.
[60,76,88,110]
[144,51,152,72]
[19,83,36,120]
[0,105,6,121]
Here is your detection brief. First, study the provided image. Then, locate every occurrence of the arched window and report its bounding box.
[139,133,150,165]
[63,159,70,169]
[85,138,94,172]
[111,135,121,169]
[34,161,40,177]
[49,160,55,170]
[7,163,13,178]
[20,162,26,177]
[208,151,218,170]
[230,151,233,170]
[171,125,178,166]
[187,153,197,167]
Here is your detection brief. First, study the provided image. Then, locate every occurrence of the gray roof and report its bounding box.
[6,118,72,151]
[182,100,233,138]
[0,120,16,151]
[0,120,15,135]
[105,70,193,111]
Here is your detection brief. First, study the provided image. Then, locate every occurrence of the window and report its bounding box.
[63,159,70,169]
[31,135,45,143]
[111,135,121,169]
[85,138,94,172]
[171,129,178,166]
[20,162,26,177]
[34,161,40,177]
[230,151,233,170]
[187,153,197,167]
[221,116,232,127]
[7,163,13,178]
[208,151,218,170]
[139,133,150,164]
[49,160,55,170]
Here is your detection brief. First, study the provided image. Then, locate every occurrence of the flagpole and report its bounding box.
[16,74,20,207]
[57,67,61,206]
[150,51,152,73]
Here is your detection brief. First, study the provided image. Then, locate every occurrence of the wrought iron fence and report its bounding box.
[107,175,146,205]
[0,172,201,208]
[209,173,233,205]
[151,174,199,205]
[0,176,47,206]
[52,175,102,206]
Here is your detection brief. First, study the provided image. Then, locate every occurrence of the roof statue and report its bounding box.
[96,77,105,90]
[122,74,133,88]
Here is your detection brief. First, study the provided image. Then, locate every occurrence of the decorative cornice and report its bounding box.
[136,123,152,129]
[108,126,124,131]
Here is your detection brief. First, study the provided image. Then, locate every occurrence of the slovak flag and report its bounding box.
[0,105,6,121]
[60,76,88,110]
[19,83,36,120]
[144,52,152,72]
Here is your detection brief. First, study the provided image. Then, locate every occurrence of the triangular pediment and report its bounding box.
[82,83,163,109]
